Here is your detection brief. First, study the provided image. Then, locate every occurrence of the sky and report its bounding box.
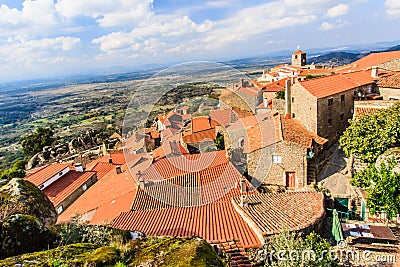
[0,0,399,82]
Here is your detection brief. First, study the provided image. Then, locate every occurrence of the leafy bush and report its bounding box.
[275,90,285,100]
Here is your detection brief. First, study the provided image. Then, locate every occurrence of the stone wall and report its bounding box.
[248,142,307,188]
[57,173,97,214]
[290,83,318,133]
[379,59,400,71]
[377,87,400,100]
[316,85,371,147]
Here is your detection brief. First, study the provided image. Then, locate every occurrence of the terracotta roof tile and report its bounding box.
[152,140,188,161]
[232,191,325,236]
[347,51,400,71]
[57,159,152,224]
[182,128,216,143]
[87,162,115,180]
[280,115,327,148]
[238,86,261,97]
[111,202,262,248]
[109,132,122,139]
[377,73,400,88]
[25,162,71,186]
[210,110,231,127]
[293,49,305,55]
[139,150,229,181]
[353,100,398,119]
[43,170,96,207]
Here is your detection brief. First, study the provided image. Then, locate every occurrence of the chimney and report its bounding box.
[285,79,292,118]
[139,178,145,189]
[74,163,83,172]
[240,178,247,194]
[240,195,248,208]
[240,78,244,88]
[136,170,141,178]
[371,66,379,78]
[108,157,113,164]
[116,165,122,174]
[263,96,268,108]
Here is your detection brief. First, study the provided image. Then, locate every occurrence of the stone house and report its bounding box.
[290,69,392,147]
[336,51,400,73]
[377,73,400,100]
[25,162,97,214]
[225,112,327,188]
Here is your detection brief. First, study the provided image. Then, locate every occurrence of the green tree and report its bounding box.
[275,90,285,100]
[263,231,337,267]
[339,103,400,164]
[351,160,400,222]
[214,134,225,151]
[0,160,26,181]
[20,127,55,157]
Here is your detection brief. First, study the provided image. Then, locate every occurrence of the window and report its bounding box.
[57,206,63,214]
[328,98,333,107]
[82,184,88,191]
[292,113,295,118]
[340,113,344,122]
[59,171,63,176]
[38,184,44,190]
[291,97,294,103]
[328,119,333,127]
[238,138,245,148]
[272,155,282,164]
[340,94,345,102]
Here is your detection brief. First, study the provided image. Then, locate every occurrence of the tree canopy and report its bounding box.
[339,103,400,164]
[0,160,26,182]
[19,127,55,157]
[351,160,400,220]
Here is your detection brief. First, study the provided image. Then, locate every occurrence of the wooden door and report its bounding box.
[285,172,296,188]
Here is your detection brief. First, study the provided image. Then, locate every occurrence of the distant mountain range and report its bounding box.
[309,43,400,66]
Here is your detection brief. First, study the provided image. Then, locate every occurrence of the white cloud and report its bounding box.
[0,0,58,36]
[320,19,349,30]
[385,0,400,16]
[326,4,350,17]
[55,0,154,27]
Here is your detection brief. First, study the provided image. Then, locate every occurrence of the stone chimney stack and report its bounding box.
[240,195,248,207]
[116,165,122,174]
[139,178,145,189]
[285,79,292,118]
[74,163,83,172]
[371,66,379,78]
[240,178,247,194]
[240,78,245,88]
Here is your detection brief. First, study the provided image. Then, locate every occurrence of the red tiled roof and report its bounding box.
[353,100,398,119]
[87,162,115,180]
[298,68,333,77]
[298,71,372,99]
[111,202,262,248]
[244,115,277,153]
[57,159,152,224]
[152,140,188,161]
[293,49,305,55]
[182,128,216,143]
[238,86,261,97]
[377,72,400,88]
[279,115,328,148]
[228,113,270,131]
[43,170,96,207]
[25,162,70,186]
[210,109,231,127]
[231,107,253,119]
[139,150,229,181]
[232,191,325,236]
[190,116,219,133]
[109,132,122,139]
[347,51,400,71]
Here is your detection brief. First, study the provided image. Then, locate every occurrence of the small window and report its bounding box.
[57,206,63,214]
[272,155,282,164]
[238,138,245,148]
[340,113,344,122]
[82,184,88,191]
[38,184,44,190]
[59,171,63,176]
[354,91,357,96]
[291,97,294,103]
[292,113,295,118]
[328,119,333,127]
[340,95,345,102]
[328,98,333,107]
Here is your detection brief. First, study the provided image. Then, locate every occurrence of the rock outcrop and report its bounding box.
[0,178,57,226]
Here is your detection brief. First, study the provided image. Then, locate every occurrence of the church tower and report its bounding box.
[292,49,306,67]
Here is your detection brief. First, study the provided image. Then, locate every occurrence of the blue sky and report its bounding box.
[0,0,399,82]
